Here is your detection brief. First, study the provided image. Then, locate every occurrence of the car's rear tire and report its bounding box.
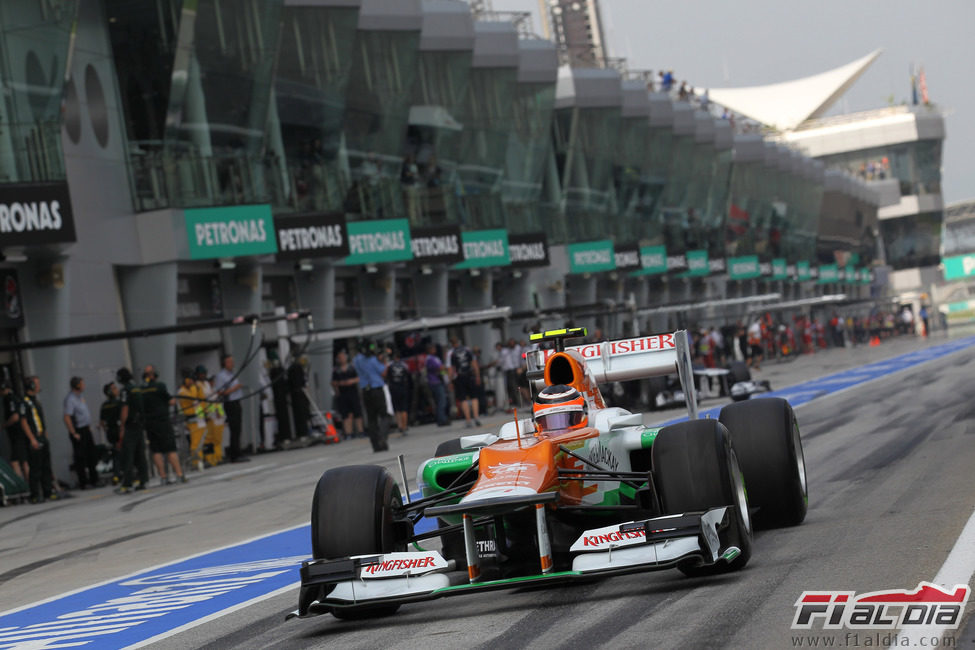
[652,419,752,576]
[719,397,807,528]
[727,360,751,384]
[310,465,403,618]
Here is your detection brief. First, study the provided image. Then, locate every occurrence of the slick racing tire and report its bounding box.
[652,419,752,576]
[310,465,404,619]
[727,360,751,384]
[719,397,807,528]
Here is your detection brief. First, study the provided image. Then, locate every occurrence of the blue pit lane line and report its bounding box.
[2,334,974,649]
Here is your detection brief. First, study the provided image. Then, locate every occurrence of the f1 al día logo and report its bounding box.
[792,582,970,630]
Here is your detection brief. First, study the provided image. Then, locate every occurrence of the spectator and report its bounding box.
[214,355,248,463]
[21,376,57,502]
[63,376,101,489]
[195,365,224,467]
[116,367,149,494]
[447,337,482,428]
[176,369,206,470]
[919,305,930,338]
[386,349,412,435]
[400,154,419,187]
[3,379,27,481]
[426,342,449,427]
[353,340,390,452]
[142,365,187,482]
[331,350,364,440]
[288,357,311,440]
[99,382,122,484]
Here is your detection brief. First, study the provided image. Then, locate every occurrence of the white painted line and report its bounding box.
[126,581,300,649]
[205,464,278,482]
[895,506,975,646]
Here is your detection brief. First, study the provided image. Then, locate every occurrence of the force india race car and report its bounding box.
[291,328,807,620]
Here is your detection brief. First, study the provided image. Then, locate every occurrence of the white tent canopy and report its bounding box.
[708,49,882,131]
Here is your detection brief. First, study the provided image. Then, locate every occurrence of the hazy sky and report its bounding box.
[493,0,975,204]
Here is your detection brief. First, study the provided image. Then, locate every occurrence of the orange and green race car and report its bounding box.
[292,328,807,620]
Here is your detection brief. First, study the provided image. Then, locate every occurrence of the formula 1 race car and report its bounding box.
[291,328,807,620]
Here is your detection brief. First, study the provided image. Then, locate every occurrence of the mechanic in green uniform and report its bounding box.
[141,365,185,484]
[116,367,149,494]
[99,382,122,484]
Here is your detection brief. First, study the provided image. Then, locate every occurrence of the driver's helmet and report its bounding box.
[533,384,588,431]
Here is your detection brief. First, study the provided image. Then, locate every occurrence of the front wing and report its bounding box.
[290,507,740,618]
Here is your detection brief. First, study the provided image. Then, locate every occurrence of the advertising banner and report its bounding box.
[185,205,277,260]
[679,249,709,278]
[344,218,412,265]
[508,232,549,268]
[943,254,975,281]
[818,263,838,284]
[772,258,788,280]
[453,229,510,269]
[614,244,641,271]
[567,240,615,274]
[633,245,667,276]
[728,255,760,280]
[274,213,348,260]
[0,181,76,246]
[410,225,463,266]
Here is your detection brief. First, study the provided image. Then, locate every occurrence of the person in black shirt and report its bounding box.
[448,337,481,428]
[331,350,363,439]
[288,357,311,439]
[386,350,412,435]
[99,382,122,484]
[19,376,57,502]
[142,365,185,484]
[2,380,27,480]
[116,367,149,493]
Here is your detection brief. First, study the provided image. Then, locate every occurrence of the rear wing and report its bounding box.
[525,330,699,420]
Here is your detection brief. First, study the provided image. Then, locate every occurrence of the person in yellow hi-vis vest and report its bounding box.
[177,369,207,470]
[195,365,224,466]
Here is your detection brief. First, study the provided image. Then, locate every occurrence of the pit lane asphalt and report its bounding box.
[3,328,975,649]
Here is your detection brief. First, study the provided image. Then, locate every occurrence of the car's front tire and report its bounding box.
[652,419,753,576]
[310,465,404,619]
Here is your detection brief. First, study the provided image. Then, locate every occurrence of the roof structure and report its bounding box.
[708,49,882,132]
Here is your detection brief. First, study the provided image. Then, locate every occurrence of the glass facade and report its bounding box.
[89,1,878,277]
[881,211,942,270]
[819,139,942,198]
[456,64,517,230]
[656,133,694,256]
[343,28,422,220]
[108,0,283,210]
[403,49,473,226]
[0,0,78,184]
[613,113,652,243]
[552,106,620,243]
[502,80,556,234]
[269,4,360,214]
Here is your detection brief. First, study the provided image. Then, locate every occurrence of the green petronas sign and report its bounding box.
[344,218,413,264]
[567,240,615,273]
[453,229,511,269]
[728,255,760,280]
[185,204,277,260]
